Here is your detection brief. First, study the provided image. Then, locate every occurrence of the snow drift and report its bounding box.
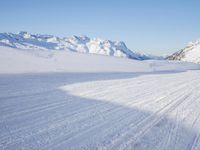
[0,46,199,74]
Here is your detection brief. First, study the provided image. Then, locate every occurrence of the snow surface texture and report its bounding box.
[167,39,200,64]
[1,46,200,149]
[0,31,152,60]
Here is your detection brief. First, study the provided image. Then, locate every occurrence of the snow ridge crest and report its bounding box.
[0,31,146,60]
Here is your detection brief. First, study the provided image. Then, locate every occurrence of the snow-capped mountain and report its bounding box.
[167,39,200,64]
[0,31,149,60]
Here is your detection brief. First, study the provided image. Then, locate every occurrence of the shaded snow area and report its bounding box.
[1,46,200,149]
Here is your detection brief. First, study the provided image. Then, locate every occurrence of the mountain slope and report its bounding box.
[167,39,200,63]
[0,31,148,60]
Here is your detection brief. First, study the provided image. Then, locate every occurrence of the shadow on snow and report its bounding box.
[0,71,199,149]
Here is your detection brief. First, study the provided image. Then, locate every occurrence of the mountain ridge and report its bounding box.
[0,31,153,60]
[167,39,200,64]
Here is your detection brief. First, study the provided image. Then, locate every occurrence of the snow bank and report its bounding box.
[0,46,199,74]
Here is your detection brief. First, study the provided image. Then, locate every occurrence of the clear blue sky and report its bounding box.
[0,0,200,55]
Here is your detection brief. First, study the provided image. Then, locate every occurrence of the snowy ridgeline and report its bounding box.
[167,39,200,64]
[0,46,199,74]
[0,31,156,60]
[2,31,200,64]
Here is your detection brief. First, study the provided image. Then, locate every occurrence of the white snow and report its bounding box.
[0,32,149,60]
[0,46,198,74]
[182,40,200,63]
[59,70,200,150]
[167,39,200,64]
[1,46,200,149]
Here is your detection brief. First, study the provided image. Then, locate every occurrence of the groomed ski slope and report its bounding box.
[1,46,200,149]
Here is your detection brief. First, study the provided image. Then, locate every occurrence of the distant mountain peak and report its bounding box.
[167,39,200,64]
[0,31,154,60]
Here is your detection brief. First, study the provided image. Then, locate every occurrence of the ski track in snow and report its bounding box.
[1,71,200,150]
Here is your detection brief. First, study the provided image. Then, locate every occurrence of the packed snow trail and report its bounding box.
[0,70,200,150]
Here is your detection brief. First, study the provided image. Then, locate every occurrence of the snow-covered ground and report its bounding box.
[0,46,198,74]
[1,46,200,149]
